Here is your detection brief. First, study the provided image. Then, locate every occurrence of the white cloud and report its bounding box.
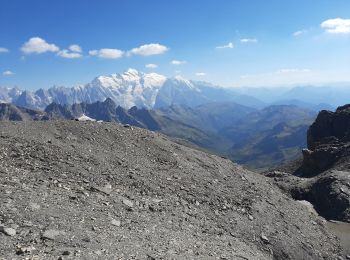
[195,72,206,76]
[293,30,307,37]
[170,60,186,65]
[57,49,82,59]
[240,38,258,43]
[128,43,169,56]
[0,47,9,53]
[145,63,158,69]
[321,18,350,34]
[89,48,124,59]
[69,44,82,53]
[3,70,14,76]
[21,37,59,54]
[216,42,234,49]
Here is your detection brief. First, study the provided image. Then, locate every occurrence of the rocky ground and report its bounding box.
[0,121,343,259]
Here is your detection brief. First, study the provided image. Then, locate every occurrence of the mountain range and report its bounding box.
[2,68,345,112]
[0,69,260,111]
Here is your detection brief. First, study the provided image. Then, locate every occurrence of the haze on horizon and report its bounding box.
[0,0,349,90]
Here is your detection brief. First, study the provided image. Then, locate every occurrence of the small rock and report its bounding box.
[22,221,33,227]
[29,202,40,210]
[122,198,134,208]
[82,237,91,242]
[152,198,163,203]
[62,250,70,255]
[111,219,121,227]
[42,229,64,240]
[16,245,36,254]
[260,233,269,243]
[346,255,350,259]
[0,226,16,236]
[248,215,254,221]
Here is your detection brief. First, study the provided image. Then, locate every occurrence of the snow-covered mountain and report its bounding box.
[0,69,237,110]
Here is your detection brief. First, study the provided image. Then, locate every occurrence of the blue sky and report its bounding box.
[0,0,349,90]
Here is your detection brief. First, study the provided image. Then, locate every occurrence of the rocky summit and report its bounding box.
[0,121,342,259]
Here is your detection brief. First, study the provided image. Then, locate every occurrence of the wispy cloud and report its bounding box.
[321,18,350,34]
[216,42,234,49]
[21,37,59,54]
[293,30,308,37]
[145,63,158,69]
[170,60,186,65]
[3,70,15,76]
[57,49,82,59]
[240,38,258,43]
[195,72,206,76]
[69,44,82,53]
[0,47,9,53]
[89,48,124,59]
[128,43,169,56]
[58,44,83,59]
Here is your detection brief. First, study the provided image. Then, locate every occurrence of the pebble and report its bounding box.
[42,229,64,240]
[29,202,41,210]
[260,233,269,243]
[0,226,16,236]
[16,245,35,254]
[62,250,70,255]
[111,219,121,227]
[122,198,134,208]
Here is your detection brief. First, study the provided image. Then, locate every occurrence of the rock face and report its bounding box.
[308,104,350,150]
[265,105,350,223]
[300,105,350,174]
[0,121,342,259]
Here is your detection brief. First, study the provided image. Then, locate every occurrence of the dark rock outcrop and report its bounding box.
[299,105,350,175]
[0,103,45,121]
[265,105,350,223]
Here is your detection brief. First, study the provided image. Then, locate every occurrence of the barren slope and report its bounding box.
[0,121,341,259]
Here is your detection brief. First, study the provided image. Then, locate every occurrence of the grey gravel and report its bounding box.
[0,121,343,259]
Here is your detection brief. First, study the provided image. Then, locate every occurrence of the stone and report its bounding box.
[260,234,269,243]
[17,245,35,254]
[42,229,64,240]
[62,250,70,255]
[111,219,121,227]
[29,202,40,210]
[122,198,134,208]
[0,226,16,236]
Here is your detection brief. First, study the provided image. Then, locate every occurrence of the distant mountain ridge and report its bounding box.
[2,69,346,112]
[0,69,258,111]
